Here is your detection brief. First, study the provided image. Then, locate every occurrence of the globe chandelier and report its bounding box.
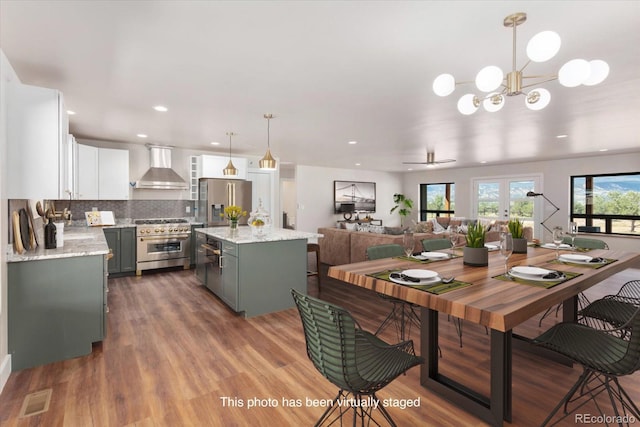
[432,12,609,115]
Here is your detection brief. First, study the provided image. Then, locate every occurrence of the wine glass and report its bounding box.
[552,226,564,259]
[568,222,578,249]
[448,225,458,257]
[402,231,415,258]
[499,232,513,275]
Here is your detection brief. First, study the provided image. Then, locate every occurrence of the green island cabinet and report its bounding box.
[103,227,136,275]
[190,223,203,266]
[195,228,312,317]
[8,254,108,371]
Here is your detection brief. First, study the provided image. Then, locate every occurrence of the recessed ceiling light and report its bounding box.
[599,148,609,152]
[348,141,358,145]
[67,110,76,115]
[480,160,487,164]
[137,134,148,138]
[355,163,361,166]
[153,105,168,112]
[556,134,568,139]
[407,168,413,171]
[210,141,220,145]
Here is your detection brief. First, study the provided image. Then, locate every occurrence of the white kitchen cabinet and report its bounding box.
[77,144,99,199]
[7,83,69,199]
[198,155,248,180]
[98,147,129,199]
[77,144,129,200]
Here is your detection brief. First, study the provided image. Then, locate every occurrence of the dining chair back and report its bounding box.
[562,236,609,249]
[534,305,640,425]
[366,244,421,342]
[580,280,640,331]
[291,289,423,425]
[422,239,452,252]
[366,244,404,260]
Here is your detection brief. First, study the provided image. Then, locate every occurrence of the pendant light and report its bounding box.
[259,113,277,170]
[222,132,238,177]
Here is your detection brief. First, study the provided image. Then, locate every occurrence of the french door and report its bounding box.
[472,175,541,236]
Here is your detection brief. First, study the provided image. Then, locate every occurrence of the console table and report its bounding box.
[337,218,382,226]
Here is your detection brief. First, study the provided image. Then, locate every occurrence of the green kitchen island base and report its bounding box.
[196,227,322,317]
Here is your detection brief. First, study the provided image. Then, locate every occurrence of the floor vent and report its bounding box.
[18,388,52,418]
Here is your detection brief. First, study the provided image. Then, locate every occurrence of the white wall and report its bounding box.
[403,152,640,251]
[0,49,21,391]
[295,165,403,233]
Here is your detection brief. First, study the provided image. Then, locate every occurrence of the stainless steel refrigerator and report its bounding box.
[197,178,252,225]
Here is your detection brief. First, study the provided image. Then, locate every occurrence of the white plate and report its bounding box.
[508,270,564,282]
[402,269,439,280]
[559,254,592,263]
[485,244,499,251]
[541,243,572,249]
[511,266,552,277]
[389,274,441,286]
[420,251,449,260]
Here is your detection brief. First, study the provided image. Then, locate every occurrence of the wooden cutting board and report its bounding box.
[25,202,38,248]
[12,211,24,254]
[19,208,30,250]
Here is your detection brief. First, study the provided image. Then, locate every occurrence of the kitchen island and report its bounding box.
[7,226,110,371]
[195,226,322,317]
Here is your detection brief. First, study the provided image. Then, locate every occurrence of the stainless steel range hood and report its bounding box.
[135,145,189,190]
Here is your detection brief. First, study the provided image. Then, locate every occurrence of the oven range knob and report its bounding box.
[155,228,159,233]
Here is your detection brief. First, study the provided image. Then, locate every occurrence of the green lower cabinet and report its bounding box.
[8,254,106,371]
[190,224,204,266]
[103,227,136,275]
[221,241,239,310]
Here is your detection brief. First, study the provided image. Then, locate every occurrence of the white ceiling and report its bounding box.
[1,1,639,172]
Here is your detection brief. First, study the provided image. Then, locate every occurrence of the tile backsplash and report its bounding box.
[49,199,196,220]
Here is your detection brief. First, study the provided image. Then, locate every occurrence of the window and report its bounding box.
[570,172,640,236]
[420,183,455,220]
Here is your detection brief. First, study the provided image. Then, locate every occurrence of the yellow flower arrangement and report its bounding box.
[221,205,247,221]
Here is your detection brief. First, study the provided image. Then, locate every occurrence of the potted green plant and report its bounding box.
[463,222,488,266]
[390,193,413,228]
[507,218,528,253]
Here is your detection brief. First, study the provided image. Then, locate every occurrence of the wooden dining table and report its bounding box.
[327,246,640,426]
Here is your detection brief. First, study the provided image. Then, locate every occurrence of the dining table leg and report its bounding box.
[419,307,512,426]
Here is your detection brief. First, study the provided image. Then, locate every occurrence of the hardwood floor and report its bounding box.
[1,265,638,426]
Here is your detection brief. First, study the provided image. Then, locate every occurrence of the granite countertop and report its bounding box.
[197,226,322,244]
[7,226,109,263]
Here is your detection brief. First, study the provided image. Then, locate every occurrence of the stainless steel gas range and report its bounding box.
[135,218,191,275]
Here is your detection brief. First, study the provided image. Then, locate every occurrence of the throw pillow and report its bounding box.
[415,221,433,233]
[369,225,385,234]
[385,226,406,235]
[431,218,446,233]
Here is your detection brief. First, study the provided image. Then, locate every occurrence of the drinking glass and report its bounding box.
[499,232,513,275]
[568,222,578,248]
[402,231,415,257]
[448,225,458,257]
[552,226,564,259]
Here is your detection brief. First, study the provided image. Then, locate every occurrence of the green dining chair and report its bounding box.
[579,280,640,334]
[421,238,452,252]
[562,236,609,250]
[291,289,423,426]
[366,244,421,342]
[539,237,609,327]
[421,238,477,347]
[533,305,640,426]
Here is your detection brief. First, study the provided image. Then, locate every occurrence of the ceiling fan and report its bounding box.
[403,152,456,166]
